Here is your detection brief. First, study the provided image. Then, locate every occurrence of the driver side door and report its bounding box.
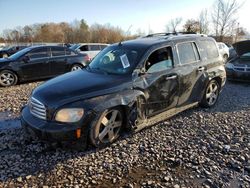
[20,47,50,80]
[134,46,179,117]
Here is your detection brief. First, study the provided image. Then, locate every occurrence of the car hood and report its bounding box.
[0,58,13,63]
[32,69,132,106]
[233,40,250,56]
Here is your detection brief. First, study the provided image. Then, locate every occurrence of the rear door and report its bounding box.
[20,47,50,79]
[174,41,205,106]
[49,46,67,76]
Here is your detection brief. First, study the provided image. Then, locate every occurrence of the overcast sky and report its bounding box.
[0,0,249,35]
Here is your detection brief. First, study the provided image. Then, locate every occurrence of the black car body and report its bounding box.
[0,45,88,86]
[225,40,250,81]
[0,45,27,58]
[21,33,226,149]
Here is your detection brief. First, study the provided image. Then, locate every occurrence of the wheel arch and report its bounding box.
[86,90,147,131]
[0,68,20,82]
[70,63,84,70]
[213,76,222,90]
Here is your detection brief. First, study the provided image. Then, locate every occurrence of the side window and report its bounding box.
[146,46,173,73]
[100,45,107,50]
[66,48,77,55]
[51,47,65,57]
[27,48,48,60]
[218,43,223,49]
[200,40,219,59]
[79,45,89,51]
[177,42,200,64]
[207,41,219,58]
[90,45,100,51]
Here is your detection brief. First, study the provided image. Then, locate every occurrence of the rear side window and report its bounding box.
[177,42,200,64]
[51,47,65,57]
[200,40,219,59]
[100,45,108,50]
[27,48,48,59]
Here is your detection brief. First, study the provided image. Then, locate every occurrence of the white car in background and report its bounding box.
[70,43,109,60]
[217,42,229,63]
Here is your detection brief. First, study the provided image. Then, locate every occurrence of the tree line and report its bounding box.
[0,19,136,44]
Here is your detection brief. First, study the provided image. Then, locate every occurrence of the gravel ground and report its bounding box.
[0,81,250,187]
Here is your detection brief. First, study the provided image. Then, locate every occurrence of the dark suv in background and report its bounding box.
[22,33,226,149]
[0,45,88,86]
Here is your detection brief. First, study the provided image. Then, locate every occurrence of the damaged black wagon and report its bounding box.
[21,33,226,149]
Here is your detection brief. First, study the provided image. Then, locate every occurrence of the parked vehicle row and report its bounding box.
[21,33,226,149]
[0,45,89,87]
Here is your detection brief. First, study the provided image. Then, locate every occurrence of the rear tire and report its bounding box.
[200,79,220,108]
[71,64,83,71]
[0,70,18,87]
[90,107,124,148]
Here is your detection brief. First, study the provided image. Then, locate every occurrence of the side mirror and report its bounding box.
[22,56,30,63]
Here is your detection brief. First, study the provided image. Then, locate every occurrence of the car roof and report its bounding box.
[26,45,67,50]
[111,34,210,50]
[76,43,109,45]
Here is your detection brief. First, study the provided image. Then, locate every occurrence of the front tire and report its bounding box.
[0,70,18,87]
[90,107,124,148]
[200,79,220,108]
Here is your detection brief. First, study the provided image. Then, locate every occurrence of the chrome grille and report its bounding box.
[29,97,46,120]
[233,65,250,72]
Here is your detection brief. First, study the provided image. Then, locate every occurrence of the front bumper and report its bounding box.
[226,69,250,81]
[21,106,94,142]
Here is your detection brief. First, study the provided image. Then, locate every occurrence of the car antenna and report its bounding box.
[118,41,122,46]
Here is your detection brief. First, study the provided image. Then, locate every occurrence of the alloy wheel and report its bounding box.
[97,109,123,144]
[71,65,82,71]
[0,72,16,86]
[205,81,219,106]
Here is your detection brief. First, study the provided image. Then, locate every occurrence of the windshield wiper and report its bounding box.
[87,66,109,75]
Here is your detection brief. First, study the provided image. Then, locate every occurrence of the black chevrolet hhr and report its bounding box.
[21,33,226,149]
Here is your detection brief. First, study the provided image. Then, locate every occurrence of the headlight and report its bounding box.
[55,108,84,123]
[225,63,234,69]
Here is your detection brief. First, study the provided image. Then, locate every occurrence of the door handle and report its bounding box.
[165,75,177,80]
[198,66,205,72]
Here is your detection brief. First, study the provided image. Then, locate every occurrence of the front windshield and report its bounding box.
[8,48,30,59]
[88,45,141,75]
[241,52,250,58]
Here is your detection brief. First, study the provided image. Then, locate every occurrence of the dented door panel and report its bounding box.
[133,69,179,117]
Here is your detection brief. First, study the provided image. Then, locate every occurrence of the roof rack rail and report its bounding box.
[144,32,197,38]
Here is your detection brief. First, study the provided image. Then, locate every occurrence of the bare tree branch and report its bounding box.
[166,17,183,33]
[211,0,243,41]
